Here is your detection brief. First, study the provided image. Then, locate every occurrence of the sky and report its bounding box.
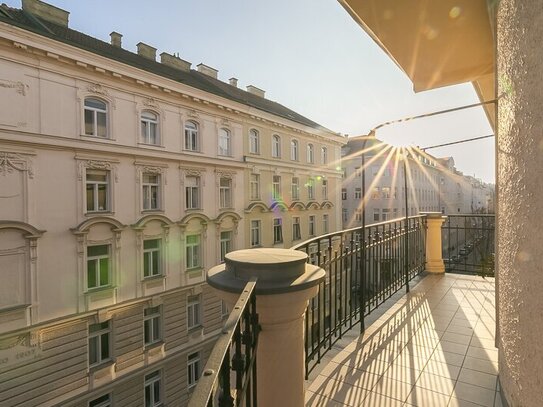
[7,0,495,182]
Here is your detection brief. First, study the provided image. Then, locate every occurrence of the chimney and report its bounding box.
[246,85,265,98]
[197,63,218,79]
[229,78,238,87]
[137,42,157,61]
[22,0,69,27]
[110,32,122,48]
[160,52,191,72]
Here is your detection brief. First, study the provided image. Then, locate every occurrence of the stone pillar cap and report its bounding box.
[208,248,325,295]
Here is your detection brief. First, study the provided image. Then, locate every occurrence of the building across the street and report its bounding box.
[0,1,345,406]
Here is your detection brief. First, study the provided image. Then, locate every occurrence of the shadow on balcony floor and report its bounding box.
[305,273,500,407]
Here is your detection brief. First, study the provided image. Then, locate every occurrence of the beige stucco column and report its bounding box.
[423,212,446,273]
[207,248,325,407]
[497,1,543,405]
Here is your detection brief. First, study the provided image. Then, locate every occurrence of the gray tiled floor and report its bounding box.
[306,273,501,406]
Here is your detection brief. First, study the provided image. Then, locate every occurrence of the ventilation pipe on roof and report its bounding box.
[246,85,265,98]
[160,52,191,72]
[110,32,122,48]
[197,63,218,79]
[229,78,238,87]
[137,42,157,60]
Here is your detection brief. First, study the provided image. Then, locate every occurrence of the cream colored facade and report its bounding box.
[0,1,343,406]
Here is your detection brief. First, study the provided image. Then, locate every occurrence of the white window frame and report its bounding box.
[84,98,108,138]
[219,177,232,208]
[291,177,300,200]
[323,214,329,234]
[187,295,202,329]
[372,187,380,200]
[141,111,159,145]
[290,140,299,161]
[142,173,161,211]
[373,208,380,222]
[86,169,110,213]
[307,143,314,163]
[322,179,328,200]
[144,306,162,346]
[188,352,201,389]
[144,370,162,407]
[273,218,283,244]
[250,174,260,200]
[321,146,328,164]
[250,220,261,247]
[292,217,301,241]
[184,121,199,151]
[185,235,201,270]
[185,176,200,210]
[355,211,362,222]
[272,135,281,158]
[86,244,111,290]
[143,239,162,278]
[218,128,231,156]
[341,188,347,200]
[272,175,281,200]
[88,321,111,367]
[307,178,315,200]
[355,188,362,199]
[382,208,390,221]
[308,215,316,237]
[88,394,111,407]
[220,230,232,263]
[249,129,260,154]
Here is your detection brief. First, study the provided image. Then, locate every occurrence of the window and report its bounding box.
[308,215,316,236]
[221,300,229,318]
[372,188,380,199]
[188,352,201,389]
[185,235,201,270]
[342,208,348,223]
[393,208,398,218]
[292,217,301,241]
[249,129,260,154]
[87,245,110,290]
[272,175,281,199]
[220,231,232,263]
[355,210,362,222]
[355,167,362,177]
[382,208,390,221]
[290,140,299,161]
[373,209,380,222]
[307,144,314,163]
[187,295,201,329]
[382,187,391,199]
[341,188,347,200]
[272,135,281,158]
[355,187,362,199]
[142,173,160,210]
[341,168,346,179]
[84,98,107,138]
[291,177,300,200]
[89,394,111,407]
[185,176,200,209]
[143,239,161,278]
[218,128,231,156]
[307,178,315,200]
[86,170,109,212]
[273,218,283,244]
[144,306,161,346]
[321,147,328,164]
[322,180,328,200]
[250,174,260,200]
[323,214,329,234]
[88,321,110,367]
[219,178,232,208]
[144,371,161,407]
[184,121,199,151]
[141,111,159,145]
[250,220,261,247]
[394,187,398,199]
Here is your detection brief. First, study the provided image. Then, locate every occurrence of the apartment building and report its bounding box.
[341,136,494,228]
[0,1,343,406]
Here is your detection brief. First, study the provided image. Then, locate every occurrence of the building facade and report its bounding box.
[341,136,494,228]
[0,1,344,406]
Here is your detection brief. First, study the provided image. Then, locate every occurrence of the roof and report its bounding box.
[0,4,332,133]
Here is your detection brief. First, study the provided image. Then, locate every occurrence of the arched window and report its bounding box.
[321,146,328,164]
[218,128,231,156]
[307,144,314,163]
[84,98,108,138]
[185,121,199,151]
[141,111,159,145]
[249,129,260,154]
[272,135,281,158]
[290,140,299,161]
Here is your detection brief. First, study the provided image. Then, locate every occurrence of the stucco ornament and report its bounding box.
[0,152,33,178]
[0,79,28,96]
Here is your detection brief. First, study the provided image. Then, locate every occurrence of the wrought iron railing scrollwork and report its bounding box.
[188,279,259,407]
[292,215,427,378]
[442,214,495,276]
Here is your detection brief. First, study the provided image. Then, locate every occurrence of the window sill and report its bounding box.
[186,267,203,274]
[141,209,164,214]
[85,285,116,294]
[0,304,31,313]
[137,142,165,149]
[219,207,234,211]
[185,208,203,212]
[182,149,203,154]
[85,211,114,217]
[81,134,116,142]
[144,340,164,352]
[88,359,114,375]
[142,274,165,282]
[188,325,203,334]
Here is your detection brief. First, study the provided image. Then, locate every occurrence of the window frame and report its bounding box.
[88,321,111,367]
[84,97,108,138]
[185,175,200,210]
[140,110,159,146]
[272,175,281,200]
[187,295,202,330]
[307,143,315,164]
[185,234,201,270]
[218,128,232,156]
[322,214,329,234]
[144,370,162,407]
[322,179,328,200]
[307,178,315,200]
[273,218,283,244]
[249,129,260,154]
[86,169,110,213]
[308,215,316,237]
[290,139,299,161]
[272,135,281,158]
[188,352,201,389]
[142,173,161,211]
[291,177,300,200]
[220,230,232,263]
[321,146,328,164]
[341,188,347,200]
[219,177,232,208]
[355,187,362,199]
[250,220,261,247]
[143,239,162,279]
[86,244,111,291]
[88,394,111,407]
[184,121,200,152]
[250,174,260,201]
[292,217,301,241]
[143,306,162,346]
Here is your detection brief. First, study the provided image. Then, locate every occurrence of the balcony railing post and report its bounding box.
[424,212,447,273]
[208,248,325,407]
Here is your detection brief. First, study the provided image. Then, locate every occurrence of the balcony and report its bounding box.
[190,213,497,407]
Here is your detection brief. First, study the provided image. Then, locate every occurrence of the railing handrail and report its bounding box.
[291,214,427,250]
[188,278,258,407]
[447,213,495,218]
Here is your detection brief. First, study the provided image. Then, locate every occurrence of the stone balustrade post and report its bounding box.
[424,212,446,273]
[207,248,325,407]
